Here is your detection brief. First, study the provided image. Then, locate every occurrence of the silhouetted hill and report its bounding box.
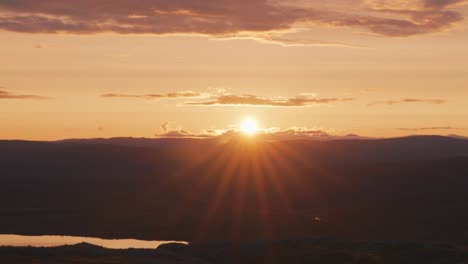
[0,242,208,263]
[50,135,468,163]
[1,136,468,244]
[1,239,468,263]
[54,137,206,148]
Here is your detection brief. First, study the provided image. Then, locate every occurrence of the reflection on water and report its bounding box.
[0,234,187,249]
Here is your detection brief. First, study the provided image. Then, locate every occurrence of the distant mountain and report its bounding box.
[448,134,468,140]
[0,242,206,263]
[54,137,204,148]
[46,135,468,163]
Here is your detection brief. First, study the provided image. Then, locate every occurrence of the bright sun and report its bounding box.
[240,118,258,136]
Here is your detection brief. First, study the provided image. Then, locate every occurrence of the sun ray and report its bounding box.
[194,141,243,240]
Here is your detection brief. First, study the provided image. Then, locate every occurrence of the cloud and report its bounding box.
[364,0,467,10]
[262,127,373,141]
[101,91,204,100]
[423,0,468,8]
[0,89,50,100]
[396,126,462,131]
[161,122,169,133]
[101,90,353,107]
[155,121,228,138]
[262,127,333,140]
[368,98,446,106]
[155,126,371,141]
[185,94,354,107]
[217,34,367,48]
[158,130,196,138]
[0,0,464,45]
[156,129,225,138]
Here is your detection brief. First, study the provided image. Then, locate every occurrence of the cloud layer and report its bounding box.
[156,125,371,141]
[101,91,203,100]
[156,121,225,138]
[0,89,49,100]
[185,94,354,107]
[368,98,446,106]
[102,90,353,107]
[101,90,451,109]
[396,126,461,131]
[0,0,465,43]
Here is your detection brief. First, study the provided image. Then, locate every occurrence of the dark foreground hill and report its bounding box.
[1,135,468,243]
[1,239,468,264]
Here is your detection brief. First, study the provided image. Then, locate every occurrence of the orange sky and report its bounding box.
[0,0,467,140]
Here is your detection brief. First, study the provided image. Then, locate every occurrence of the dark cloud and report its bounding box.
[0,0,464,42]
[396,126,462,131]
[368,98,446,106]
[185,94,354,107]
[101,91,203,100]
[161,122,169,133]
[423,0,467,8]
[0,89,50,100]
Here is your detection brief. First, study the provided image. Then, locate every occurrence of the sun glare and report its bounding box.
[240,118,258,136]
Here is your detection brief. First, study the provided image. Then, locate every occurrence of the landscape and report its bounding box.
[1,0,468,263]
[1,135,468,263]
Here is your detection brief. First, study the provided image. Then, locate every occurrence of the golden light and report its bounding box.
[240,118,258,136]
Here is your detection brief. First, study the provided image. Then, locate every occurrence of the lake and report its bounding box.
[0,234,187,249]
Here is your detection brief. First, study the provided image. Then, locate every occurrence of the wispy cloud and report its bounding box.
[0,0,464,45]
[368,98,446,106]
[185,94,354,107]
[101,90,353,107]
[396,126,462,131]
[0,89,50,100]
[215,34,367,48]
[101,91,204,100]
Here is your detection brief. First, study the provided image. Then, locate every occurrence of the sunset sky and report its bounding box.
[1,0,467,140]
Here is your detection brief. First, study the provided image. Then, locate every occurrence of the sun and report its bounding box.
[240,118,258,136]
